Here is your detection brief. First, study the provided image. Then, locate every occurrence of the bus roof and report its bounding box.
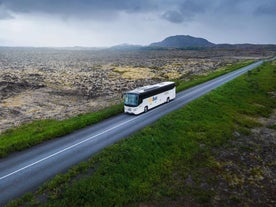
[126,81,175,94]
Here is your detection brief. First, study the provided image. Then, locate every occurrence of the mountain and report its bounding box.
[108,35,275,50]
[109,43,143,50]
[149,35,215,48]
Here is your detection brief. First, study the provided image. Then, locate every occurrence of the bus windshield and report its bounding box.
[124,93,139,106]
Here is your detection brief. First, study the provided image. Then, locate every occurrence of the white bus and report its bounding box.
[123,81,176,115]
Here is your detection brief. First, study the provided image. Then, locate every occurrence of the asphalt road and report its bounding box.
[0,60,263,205]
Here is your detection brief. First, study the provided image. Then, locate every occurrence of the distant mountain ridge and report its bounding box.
[149,35,215,48]
[108,35,275,50]
[109,43,143,50]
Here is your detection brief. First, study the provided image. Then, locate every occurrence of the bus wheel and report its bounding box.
[166,97,170,103]
[144,106,148,113]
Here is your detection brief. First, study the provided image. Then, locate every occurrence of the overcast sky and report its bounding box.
[0,0,275,47]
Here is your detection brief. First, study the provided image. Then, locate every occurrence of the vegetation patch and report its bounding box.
[0,104,123,158]
[175,59,255,92]
[7,61,275,206]
[163,71,182,79]
[113,66,156,80]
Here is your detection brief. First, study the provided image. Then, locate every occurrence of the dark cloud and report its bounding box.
[0,0,275,46]
[254,0,276,16]
[162,10,184,23]
[213,0,276,16]
[162,0,276,23]
[179,0,206,15]
[0,12,13,20]
[0,0,276,23]
[0,0,157,19]
[0,3,13,19]
[162,0,212,23]
[161,0,209,23]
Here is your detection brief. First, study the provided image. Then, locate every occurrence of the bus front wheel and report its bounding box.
[144,106,148,113]
[166,97,170,103]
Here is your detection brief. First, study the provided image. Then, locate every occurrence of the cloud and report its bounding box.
[0,0,275,46]
[0,0,158,20]
[162,10,184,23]
[1,0,276,22]
[162,0,209,23]
[162,0,276,23]
[254,0,276,16]
[0,4,13,19]
[0,12,12,20]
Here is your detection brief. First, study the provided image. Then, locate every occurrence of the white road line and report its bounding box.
[0,115,141,181]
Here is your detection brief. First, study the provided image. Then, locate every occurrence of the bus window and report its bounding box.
[124,93,139,106]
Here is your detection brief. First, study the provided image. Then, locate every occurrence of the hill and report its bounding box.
[109,43,143,50]
[149,35,215,48]
[106,35,276,50]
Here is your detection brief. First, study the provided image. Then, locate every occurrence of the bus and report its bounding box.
[123,81,176,115]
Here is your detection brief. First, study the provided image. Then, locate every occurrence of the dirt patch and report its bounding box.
[211,110,276,206]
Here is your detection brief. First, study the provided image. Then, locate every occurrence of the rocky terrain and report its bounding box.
[211,110,276,206]
[0,47,274,133]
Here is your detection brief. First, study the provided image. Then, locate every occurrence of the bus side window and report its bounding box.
[139,96,142,104]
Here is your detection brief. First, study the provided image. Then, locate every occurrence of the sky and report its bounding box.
[0,0,275,47]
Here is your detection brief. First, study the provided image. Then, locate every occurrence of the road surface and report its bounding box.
[0,60,263,205]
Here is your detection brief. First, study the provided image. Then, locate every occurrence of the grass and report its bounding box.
[0,60,255,158]
[6,61,276,206]
[0,104,123,158]
[175,60,255,92]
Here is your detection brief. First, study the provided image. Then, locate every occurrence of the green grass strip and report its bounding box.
[7,61,275,206]
[175,60,255,92]
[0,104,123,158]
[0,60,255,158]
